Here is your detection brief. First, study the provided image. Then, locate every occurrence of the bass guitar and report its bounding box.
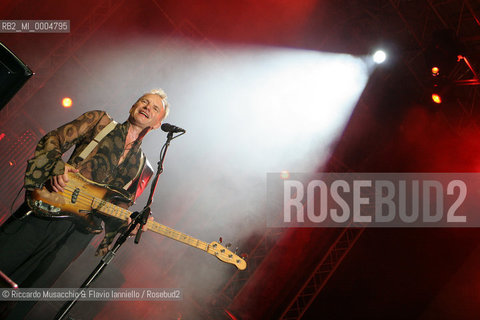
[26,172,247,271]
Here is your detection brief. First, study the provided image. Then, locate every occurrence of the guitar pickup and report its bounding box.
[71,188,80,204]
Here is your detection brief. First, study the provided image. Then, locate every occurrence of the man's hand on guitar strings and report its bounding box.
[50,163,79,193]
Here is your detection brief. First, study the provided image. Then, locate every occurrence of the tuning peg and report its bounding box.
[226,243,232,248]
[218,237,223,244]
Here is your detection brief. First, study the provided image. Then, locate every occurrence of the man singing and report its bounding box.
[0,89,169,318]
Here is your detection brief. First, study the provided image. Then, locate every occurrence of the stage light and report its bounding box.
[372,50,387,64]
[62,97,73,108]
[424,29,464,78]
[280,170,290,179]
[429,77,450,105]
[431,66,439,76]
[185,48,369,173]
[431,93,442,104]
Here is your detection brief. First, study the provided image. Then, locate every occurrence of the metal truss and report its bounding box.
[279,227,365,320]
[389,0,480,126]
[332,0,480,109]
[273,2,480,319]
[207,228,284,320]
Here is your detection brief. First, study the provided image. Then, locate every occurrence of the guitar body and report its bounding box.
[26,173,130,234]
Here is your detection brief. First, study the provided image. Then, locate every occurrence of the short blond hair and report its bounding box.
[148,88,169,120]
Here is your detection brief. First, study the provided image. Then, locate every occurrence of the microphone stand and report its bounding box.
[54,130,185,320]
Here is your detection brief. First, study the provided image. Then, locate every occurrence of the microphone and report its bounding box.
[161,123,186,133]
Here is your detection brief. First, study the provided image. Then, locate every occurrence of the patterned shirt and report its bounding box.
[24,110,147,253]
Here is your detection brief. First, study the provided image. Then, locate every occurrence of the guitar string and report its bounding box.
[42,186,241,263]
[55,186,214,253]
[65,187,243,260]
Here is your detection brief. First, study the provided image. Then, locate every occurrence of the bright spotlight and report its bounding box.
[62,97,73,108]
[431,93,442,104]
[373,50,387,64]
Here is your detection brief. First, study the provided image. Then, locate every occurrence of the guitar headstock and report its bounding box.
[207,241,247,270]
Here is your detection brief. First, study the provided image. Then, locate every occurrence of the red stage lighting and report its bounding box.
[224,309,238,320]
[62,97,73,108]
[431,66,439,76]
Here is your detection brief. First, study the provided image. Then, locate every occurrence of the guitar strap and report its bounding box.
[77,120,118,162]
[76,120,149,192]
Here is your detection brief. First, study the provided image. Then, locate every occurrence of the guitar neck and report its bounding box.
[93,198,209,252]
